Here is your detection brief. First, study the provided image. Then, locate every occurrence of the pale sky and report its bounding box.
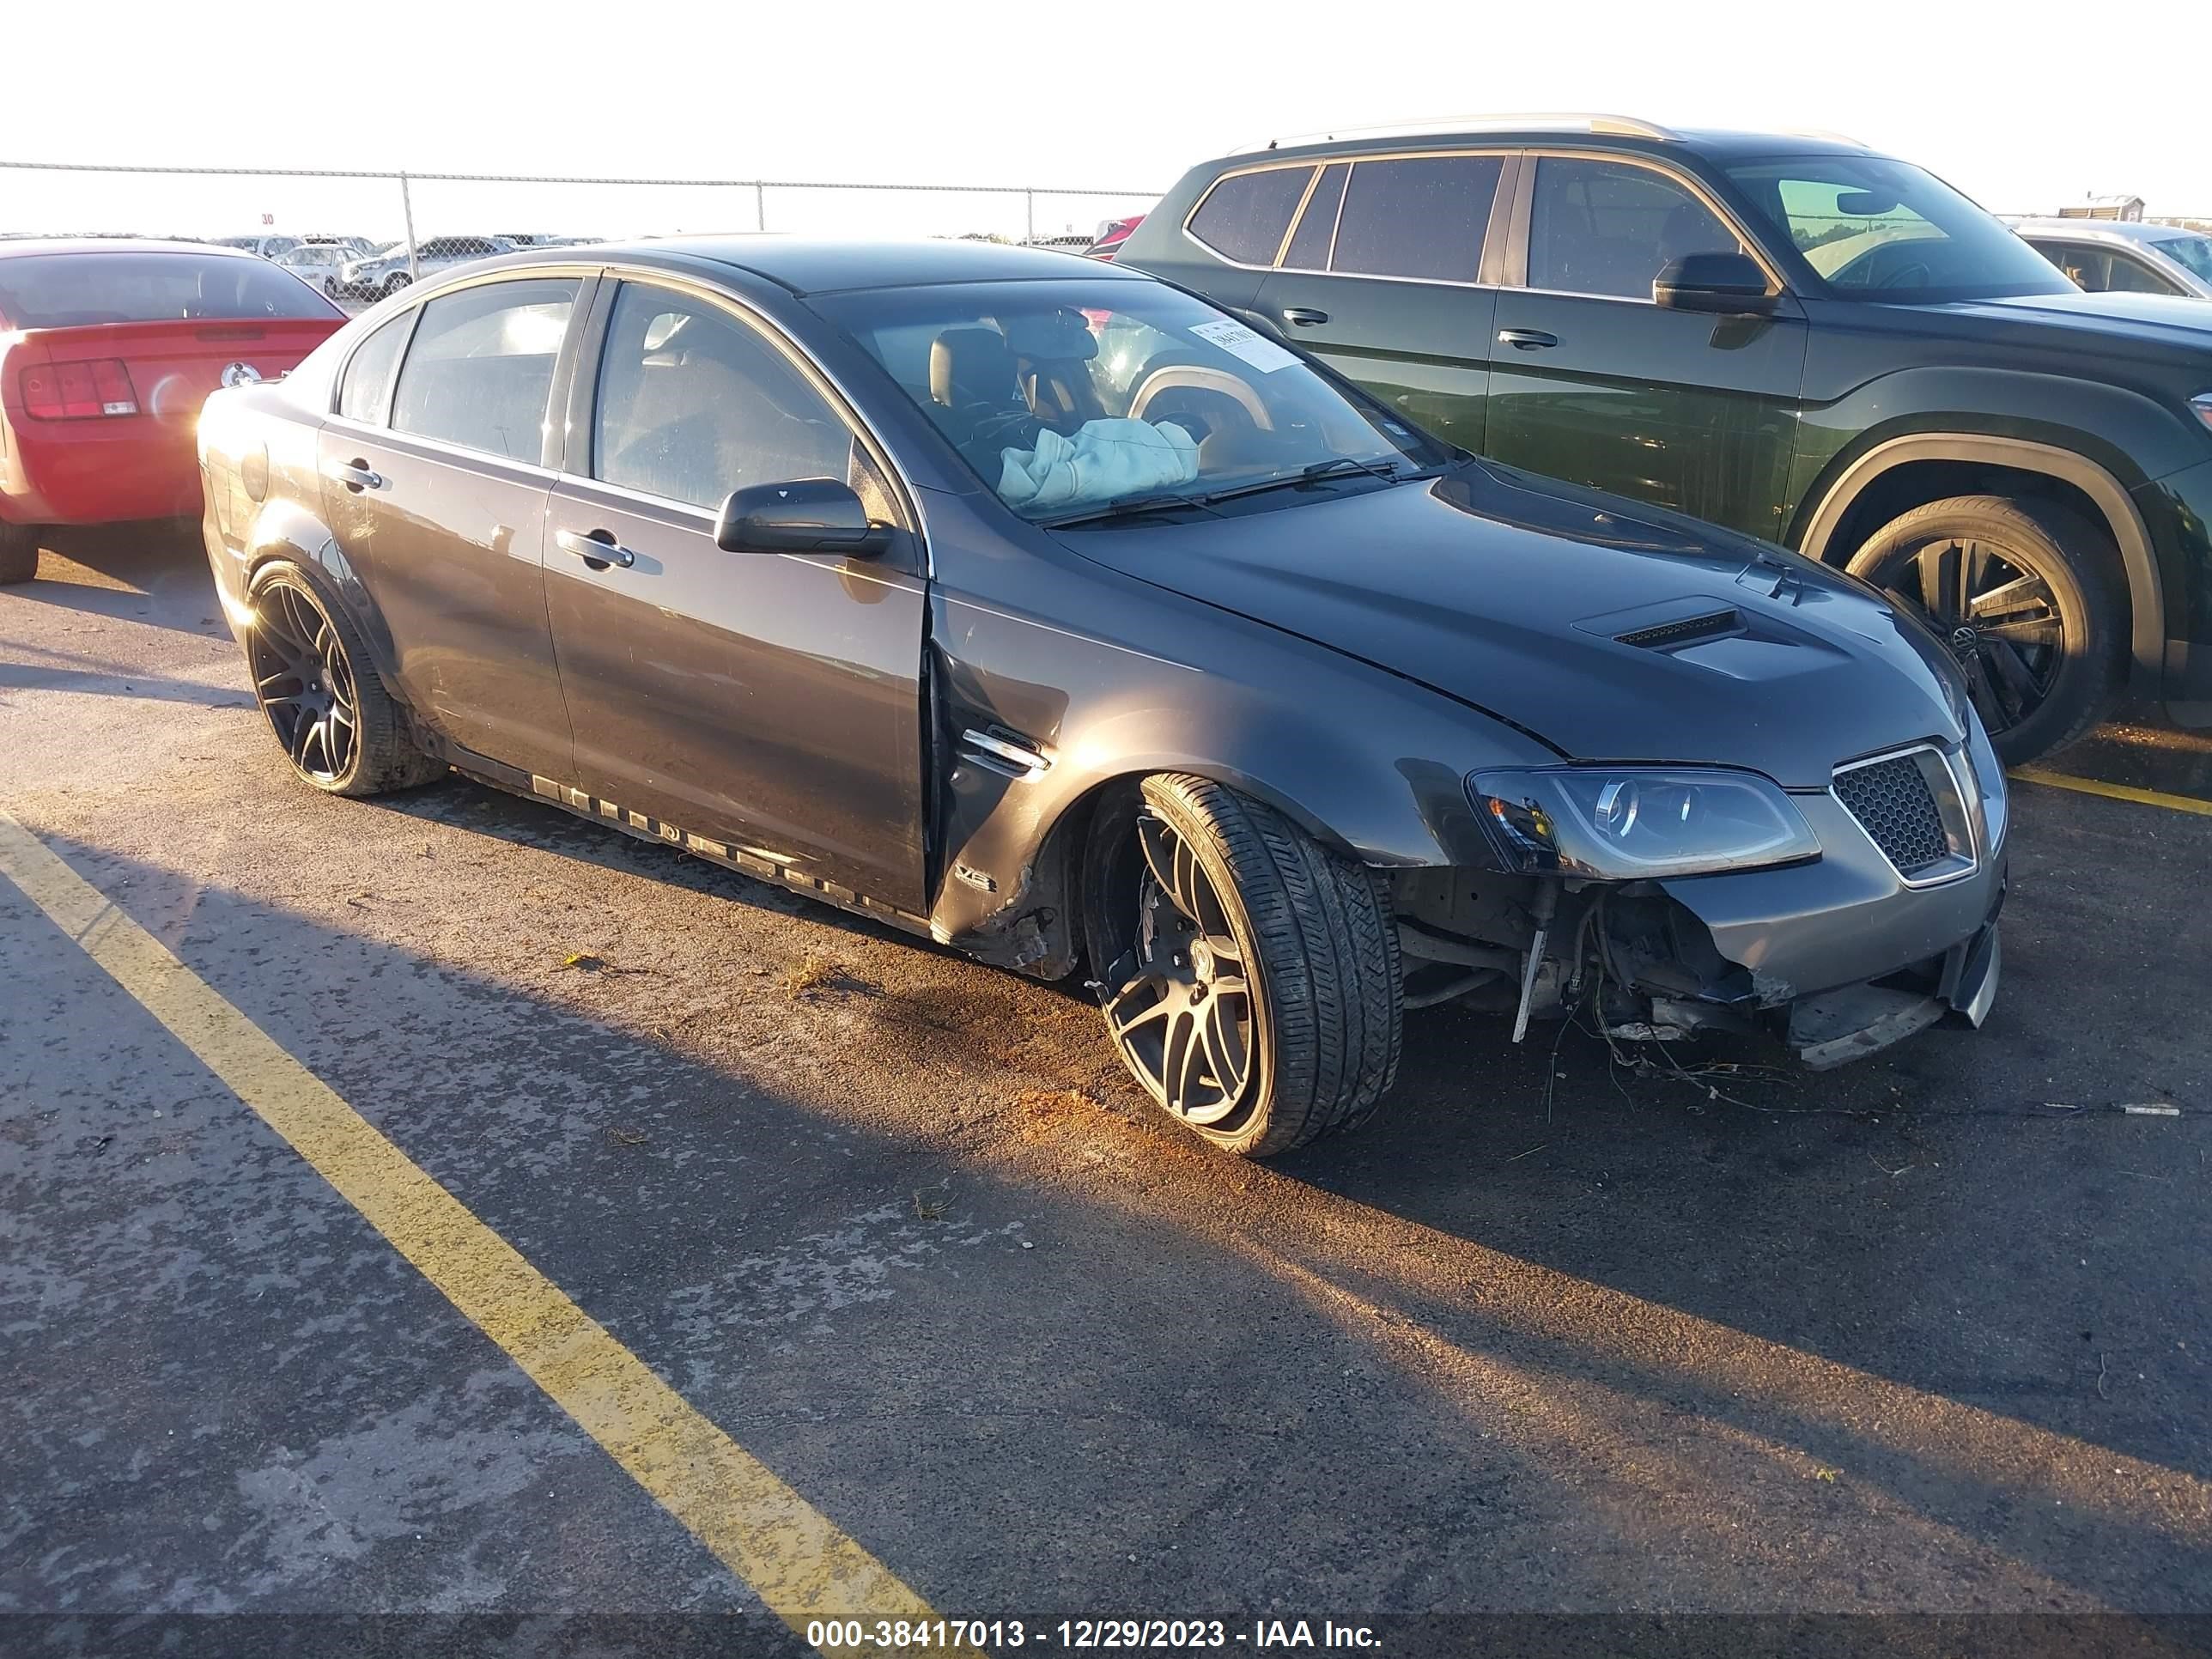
[4,0,2206,243]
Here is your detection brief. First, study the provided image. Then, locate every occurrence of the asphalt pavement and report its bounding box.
[2,526,2208,1656]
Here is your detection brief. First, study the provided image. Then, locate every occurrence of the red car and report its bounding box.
[1084,214,1145,260]
[0,240,343,583]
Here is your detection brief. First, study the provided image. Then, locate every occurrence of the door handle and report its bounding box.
[1281,307,1330,326]
[556,528,636,570]
[1498,329,1559,350]
[325,458,385,491]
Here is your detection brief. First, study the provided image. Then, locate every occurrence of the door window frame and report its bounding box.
[1504,148,1788,305]
[558,267,926,574]
[323,264,602,476]
[1179,149,1518,289]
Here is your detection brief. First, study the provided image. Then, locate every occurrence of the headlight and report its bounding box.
[1469,766,1820,880]
[2191,392,2212,437]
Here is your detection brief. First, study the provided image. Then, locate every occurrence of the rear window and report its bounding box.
[0,252,339,328]
[1187,167,1315,265]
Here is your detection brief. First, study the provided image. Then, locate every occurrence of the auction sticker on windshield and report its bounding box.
[1189,318,1299,373]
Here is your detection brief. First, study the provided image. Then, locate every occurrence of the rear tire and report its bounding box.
[1083,774,1402,1158]
[245,565,444,797]
[1844,494,2124,763]
[0,522,40,585]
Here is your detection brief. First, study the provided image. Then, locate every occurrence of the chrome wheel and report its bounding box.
[248,581,359,785]
[1100,810,1259,1127]
[1866,535,2065,738]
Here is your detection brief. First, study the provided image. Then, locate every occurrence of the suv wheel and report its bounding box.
[1083,774,1402,1158]
[1845,495,2124,763]
[381,271,412,298]
[0,522,40,585]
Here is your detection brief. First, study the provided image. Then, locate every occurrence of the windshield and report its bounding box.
[1724,155,2074,301]
[815,279,1447,522]
[2157,234,2212,283]
[0,252,340,327]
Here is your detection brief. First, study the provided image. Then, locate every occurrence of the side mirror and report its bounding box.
[1653,252,1777,315]
[714,478,891,557]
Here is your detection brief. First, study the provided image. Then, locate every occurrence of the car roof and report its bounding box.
[0,236,258,260]
[1219,119,1877,166]
[580,234,1149,296]
[2009,218,2193,245]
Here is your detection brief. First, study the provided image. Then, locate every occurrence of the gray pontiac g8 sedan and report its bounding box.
[196,236,2006,1158]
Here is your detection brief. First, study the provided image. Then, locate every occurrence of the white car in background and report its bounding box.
[337,234,518,301]
[2012,218,2212,298]
[276,238,377,298]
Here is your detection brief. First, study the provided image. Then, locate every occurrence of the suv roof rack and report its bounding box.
[1242,112,1682,152]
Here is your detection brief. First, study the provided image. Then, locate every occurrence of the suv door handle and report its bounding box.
[1498,329,1559,350]
[325,459,385,491]
[1281,307,1329,326]
[556,528,636,570]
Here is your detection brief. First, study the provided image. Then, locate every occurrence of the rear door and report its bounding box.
[1254,151,1511,454]
[1485,152,1808,540]
[314,273,584,780]
[543,275,928,912]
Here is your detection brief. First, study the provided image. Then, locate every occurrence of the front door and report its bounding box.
[1254,153,1509,455]
[1485,154,1808,540]
[544,277,927,913]
[315,276,582,781]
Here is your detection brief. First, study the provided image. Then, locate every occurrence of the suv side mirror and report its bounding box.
[1654,252,1776,315]
[714,478,891,556]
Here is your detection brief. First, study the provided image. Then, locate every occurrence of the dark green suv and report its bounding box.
[1117,117,2212,762]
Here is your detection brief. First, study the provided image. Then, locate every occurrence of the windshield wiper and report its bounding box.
[1037,490,1221,530]
[1194,455,1425,507]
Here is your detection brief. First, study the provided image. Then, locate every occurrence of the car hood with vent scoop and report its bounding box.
[1050,460,1972,790]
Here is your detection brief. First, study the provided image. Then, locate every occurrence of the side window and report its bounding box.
[1282,162,1349,270]
[1331,155,1502,283]
[1186,167,1315,266]
[389,277,578,461]
[592,283,854,511]
[336,312,411,425]
[2106,252,2181,295]
[2028,241,2100,288]
[1528,158,1742,300]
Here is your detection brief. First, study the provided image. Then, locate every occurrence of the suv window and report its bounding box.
[1528,158,1740,300]
[1188,167,1314,266]
[389,277,577,460]
[1282,162,1348,270]
[592,283,853,509]
[337,312,411,425]
[1330,155,1501,283]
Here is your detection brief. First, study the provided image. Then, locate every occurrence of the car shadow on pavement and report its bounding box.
[8,805,2209,1619]
[11,522,231,638]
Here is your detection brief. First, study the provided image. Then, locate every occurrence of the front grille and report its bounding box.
[1833,755,1951,874]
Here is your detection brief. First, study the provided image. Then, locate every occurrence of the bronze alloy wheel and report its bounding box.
[1102,806,1264,1128]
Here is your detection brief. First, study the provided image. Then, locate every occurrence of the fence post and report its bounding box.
[755,180,765,234]
[1024,187,1035,244]
[398,172,419,283]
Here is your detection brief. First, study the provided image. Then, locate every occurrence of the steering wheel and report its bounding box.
[1128,366,1274,433]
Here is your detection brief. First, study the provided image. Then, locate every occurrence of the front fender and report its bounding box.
[921,571,1555,969]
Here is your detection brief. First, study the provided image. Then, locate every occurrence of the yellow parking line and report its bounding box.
[2010,766,2212,817]
[0,806,973,1657]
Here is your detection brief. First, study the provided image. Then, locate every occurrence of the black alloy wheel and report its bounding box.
[1863,534,2062,735]
[1847,495,2123,763]
[1103,807,1260,1128]
[244,568,444,797]
[249,580,361,785]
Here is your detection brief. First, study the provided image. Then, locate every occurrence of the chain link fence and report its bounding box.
[0,161,1160,308]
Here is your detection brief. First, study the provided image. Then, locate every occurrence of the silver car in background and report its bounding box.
[2014,218,2212,299]
[337,234,517,301]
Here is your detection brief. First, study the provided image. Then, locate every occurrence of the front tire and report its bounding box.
[245,566,443,797]
[1845,495,2124,763]
[381,271,412,298]
[0,521,40,585]
[1083,774,1402,1158]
